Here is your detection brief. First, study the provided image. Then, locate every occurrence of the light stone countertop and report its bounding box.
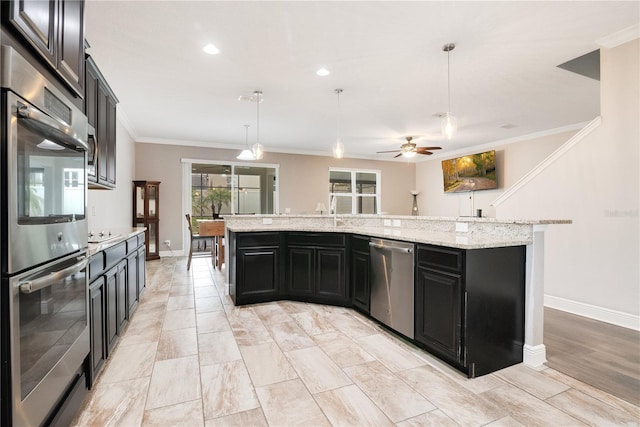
[87,227,146,256]
[225,215,571,249]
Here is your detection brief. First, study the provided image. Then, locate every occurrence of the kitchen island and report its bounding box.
[225,215,570,376]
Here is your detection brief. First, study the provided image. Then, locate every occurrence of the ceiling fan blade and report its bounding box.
[376,150,401,153]
[416,146,442,151]
[393,153,403,158]
[418,151,434,155]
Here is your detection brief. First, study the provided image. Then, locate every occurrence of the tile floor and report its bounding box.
[72,257,640,426]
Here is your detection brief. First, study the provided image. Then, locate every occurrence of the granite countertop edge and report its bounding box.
[226,225,531,249]
[87,227,146,255]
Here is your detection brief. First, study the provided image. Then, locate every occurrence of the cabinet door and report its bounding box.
[351,250,370,313]
[287,247,314,297]
[8,0,57,66]
[97,83,109,184]
[106,94,117,186]
[316,248,346,302]
[57,0,84,95]
[116,260,127,333]
[137,246,146,296]
[104,267,118,356]
[89,277,105,387]
[415,266,462,364]
[237,248,280,302]
[127,252,138,317]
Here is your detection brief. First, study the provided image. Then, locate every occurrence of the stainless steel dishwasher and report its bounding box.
[369,238,415,339]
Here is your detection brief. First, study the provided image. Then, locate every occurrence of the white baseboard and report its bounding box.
[523,344,547,368]
[159,249,185,257]
[545,294,640,331]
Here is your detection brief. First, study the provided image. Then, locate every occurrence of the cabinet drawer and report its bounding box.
[350,234,370,252]
[287,232,345,247]
[137,233,145,247]
[417,245,463,273]
[126,237,138,253]
[237,232,280,248]
[105,242,126,269]
[88,252,105,282]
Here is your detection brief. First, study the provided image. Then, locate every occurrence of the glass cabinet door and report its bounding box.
[148,185,157,218]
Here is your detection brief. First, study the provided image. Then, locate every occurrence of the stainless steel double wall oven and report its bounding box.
[1,45,89,426]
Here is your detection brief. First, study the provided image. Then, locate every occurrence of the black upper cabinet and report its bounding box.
[7,0,85,96]
[57,0,84,94]
[85,55,118,188]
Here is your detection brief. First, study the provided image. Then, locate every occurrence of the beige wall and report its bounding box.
[415,131,574,218]
[134,143,416,253]
[495,39,639,324]
[87,113,136,232]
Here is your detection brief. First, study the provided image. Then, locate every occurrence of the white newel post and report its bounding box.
[523,224,548,367]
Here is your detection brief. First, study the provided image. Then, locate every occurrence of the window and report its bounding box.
[186,161,279,220]
[329,168,380,214]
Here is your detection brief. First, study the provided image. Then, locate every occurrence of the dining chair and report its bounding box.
[199,220,225,270]
[185,214,209,270]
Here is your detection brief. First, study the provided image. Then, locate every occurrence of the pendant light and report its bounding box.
[441,43,457,140]
[332,88,344,159]
[252,90,264,160]
[237,124,255,161]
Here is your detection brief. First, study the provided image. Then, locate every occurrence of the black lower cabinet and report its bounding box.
[87,233,147,388]
[231,232,282,305]
[285,233,348,306]
[115,260,127,333]
[415,266,462,364]
[315,248,346,301]
[414,244,525,377]
[88,276,106,387]
[287,247,314,297]
[350,235,370,313]
[104,265,118,356]
[127,251,139,317]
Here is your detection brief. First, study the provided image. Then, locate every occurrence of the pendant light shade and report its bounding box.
[237,124,255,161]
[332,88,344,159]
[252,90,264,160]
[441,43,457,140]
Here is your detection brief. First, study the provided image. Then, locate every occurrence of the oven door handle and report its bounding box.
[19,257,89,294]
[17,105,89,151]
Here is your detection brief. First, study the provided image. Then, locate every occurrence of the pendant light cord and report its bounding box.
[244,124,250,148]
[255,91,261,144]
[447,49,451,113]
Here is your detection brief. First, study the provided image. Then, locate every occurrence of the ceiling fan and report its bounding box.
[377,136,442,158]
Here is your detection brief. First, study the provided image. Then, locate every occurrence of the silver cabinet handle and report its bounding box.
[17,105,88,151]
[369,242,413,254]
[20,257,88,294]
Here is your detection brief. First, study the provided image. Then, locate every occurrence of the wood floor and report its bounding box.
[544,307,640,406]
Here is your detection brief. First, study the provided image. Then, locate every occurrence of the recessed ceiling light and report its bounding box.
[202,43,219,55]
[316,68,330,76]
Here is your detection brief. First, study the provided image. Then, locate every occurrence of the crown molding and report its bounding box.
[596,24,640,48]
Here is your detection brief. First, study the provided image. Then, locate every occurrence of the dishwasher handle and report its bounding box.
[369,241,413,254]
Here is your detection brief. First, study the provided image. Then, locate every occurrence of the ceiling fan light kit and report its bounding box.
[332,88,344,159]
[442,42,458,140]
[376,136,442,158]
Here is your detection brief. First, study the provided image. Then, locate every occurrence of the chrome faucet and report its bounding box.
[330,196,342,226]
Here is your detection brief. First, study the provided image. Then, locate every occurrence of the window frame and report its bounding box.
[328,167,381,215]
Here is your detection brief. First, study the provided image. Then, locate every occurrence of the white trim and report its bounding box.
[115,107,138,140]
[415,121,590,163]
[545,295,640,331]
[491,117,602,207]
[159,249,184,257]
[523,344,547,368]
[596,24,640,48]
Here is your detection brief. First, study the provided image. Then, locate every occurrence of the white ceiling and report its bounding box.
[84,1,639,161]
